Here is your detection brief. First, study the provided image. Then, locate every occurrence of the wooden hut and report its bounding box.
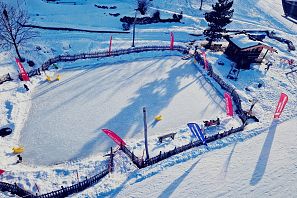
[224,35,276,69]
[282,0,297,19]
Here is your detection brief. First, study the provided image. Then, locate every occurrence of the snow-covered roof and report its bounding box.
[228,35,261,49]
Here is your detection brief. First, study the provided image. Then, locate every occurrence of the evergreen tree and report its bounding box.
[203,0,234,48]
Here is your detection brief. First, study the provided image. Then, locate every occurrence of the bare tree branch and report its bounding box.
[0,2,38,60]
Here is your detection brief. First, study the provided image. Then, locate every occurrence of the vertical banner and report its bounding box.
[0,169,5,175]
[224,92,234,116]
[170,32,174,50]
[187,123,207,146]
[201,51,209,71]
[274,93,288,119]
[102,129,126,146]
[109,35,112,56]
[15,58,30,81]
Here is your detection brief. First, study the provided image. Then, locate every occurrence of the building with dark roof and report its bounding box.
[224,35,276,69]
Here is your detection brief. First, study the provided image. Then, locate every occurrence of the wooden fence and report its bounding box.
[35,168,109,198]
[0,73,13,85]
[41,45,188,71]
[0,182,33,197]
[121,124,244,169]
[0,158,112,198]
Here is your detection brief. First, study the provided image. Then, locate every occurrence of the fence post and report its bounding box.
[109,147,114,173]
[143,107,149,160]
[61,186,65,197]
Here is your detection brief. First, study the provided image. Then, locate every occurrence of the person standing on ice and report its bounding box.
[23,84,29,91]
[16,154,22,163]
[265,61,272,72]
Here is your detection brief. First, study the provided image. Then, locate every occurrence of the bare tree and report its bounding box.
[137,0,150,15]
[0,2,36,60]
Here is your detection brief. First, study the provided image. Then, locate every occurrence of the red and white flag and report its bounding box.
[274,93,288,119]
[224,92,233,116]
[0,169,5,175]
[15,58,30,81]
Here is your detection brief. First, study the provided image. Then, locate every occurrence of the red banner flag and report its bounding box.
[102,129,126,146]
[274,93,288,119]
[224,92,233,116]
[0,169,5,175]
[109,35,112,56]
[15,58,30,81]
[201,51,209,71]
[170,32,174,50]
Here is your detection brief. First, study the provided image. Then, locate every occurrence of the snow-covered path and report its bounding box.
[20,56,225,165]
[111,118,297,198]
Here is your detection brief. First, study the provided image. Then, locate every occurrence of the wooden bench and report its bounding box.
[158,132,176,143]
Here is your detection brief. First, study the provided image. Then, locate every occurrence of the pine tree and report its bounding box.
[203,0,234,48]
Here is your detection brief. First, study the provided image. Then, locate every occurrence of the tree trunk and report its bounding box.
[200,0,203,10]
[206,39,212,49]
[13,41,22,60]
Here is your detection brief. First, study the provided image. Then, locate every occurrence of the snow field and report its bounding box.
[0,0,297,197]
[20,55,230,165]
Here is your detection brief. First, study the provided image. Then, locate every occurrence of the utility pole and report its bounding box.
[143,107,149,160]
[132,9,138,47]
[200,0,203,10]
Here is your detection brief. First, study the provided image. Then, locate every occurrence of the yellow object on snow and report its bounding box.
[46,75,51,82]
[12,146,24,154]
[155,115,163,121]
[56,74,61,81]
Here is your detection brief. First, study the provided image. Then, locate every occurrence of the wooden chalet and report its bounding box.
[224,35,276,69]
[282,0,297,19]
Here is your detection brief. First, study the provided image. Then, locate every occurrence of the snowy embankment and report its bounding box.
[105,118,297,198]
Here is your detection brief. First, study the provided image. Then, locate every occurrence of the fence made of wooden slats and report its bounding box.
[41,45,187,71]
[0,73,13,85]
[0,163,110,198]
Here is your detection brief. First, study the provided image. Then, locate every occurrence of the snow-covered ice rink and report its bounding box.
[20,56,225,165]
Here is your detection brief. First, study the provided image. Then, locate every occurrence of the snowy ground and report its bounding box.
[109,118,297,198]
[20,55,228,165]
[1,0,297,197]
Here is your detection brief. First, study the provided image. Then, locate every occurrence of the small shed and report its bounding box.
[224,35,276,69]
